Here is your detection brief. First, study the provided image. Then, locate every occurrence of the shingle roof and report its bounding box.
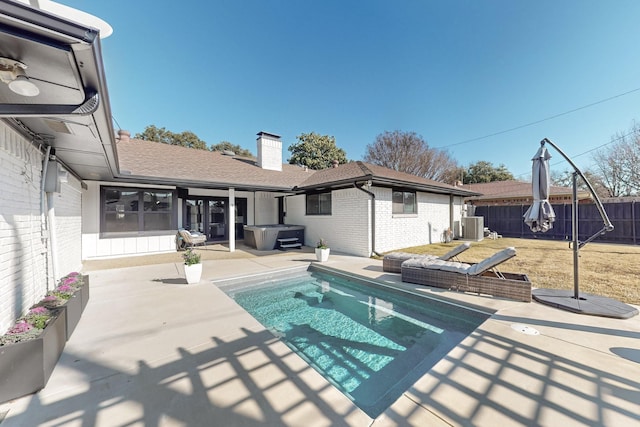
[461,180,579,200]
[296,161,477,196]
[115,138,314,191]
[115,139,477,196]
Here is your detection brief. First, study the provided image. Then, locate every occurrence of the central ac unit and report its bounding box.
[462,216,484,241]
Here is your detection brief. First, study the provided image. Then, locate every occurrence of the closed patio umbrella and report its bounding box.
[523,145,556,232]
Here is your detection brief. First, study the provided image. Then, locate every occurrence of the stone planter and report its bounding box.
[79,275,90,313]
[60,275,90,340]
[0,309,66,404]
[63,291,83,340]
[315,247,330,262]
[184,263,202,284]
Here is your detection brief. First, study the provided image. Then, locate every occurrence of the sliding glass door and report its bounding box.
[184,197,246,242]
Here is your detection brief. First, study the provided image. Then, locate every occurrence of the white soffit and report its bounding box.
[17,0,113,38]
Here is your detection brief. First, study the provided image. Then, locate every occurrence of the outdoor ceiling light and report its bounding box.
[0,57,40,97]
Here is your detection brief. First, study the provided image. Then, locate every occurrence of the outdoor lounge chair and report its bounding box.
[400,247,532,302]
[383,242,471,273]
[178,229,207,249]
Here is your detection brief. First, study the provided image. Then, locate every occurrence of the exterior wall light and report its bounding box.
[0,57,40,97]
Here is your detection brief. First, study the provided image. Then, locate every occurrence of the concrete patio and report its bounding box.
[1,245,639,426]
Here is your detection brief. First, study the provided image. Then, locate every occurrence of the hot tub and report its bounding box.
[243,224,305,250]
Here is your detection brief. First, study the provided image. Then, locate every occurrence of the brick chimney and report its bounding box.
[256,131,282,171]
[117,129,130,143]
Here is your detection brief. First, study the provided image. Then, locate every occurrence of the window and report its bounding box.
[101,187,176,235]
[306,192,332,215]
[392,189,416,214]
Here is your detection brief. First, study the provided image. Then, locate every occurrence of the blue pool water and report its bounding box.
[220,267,489,418]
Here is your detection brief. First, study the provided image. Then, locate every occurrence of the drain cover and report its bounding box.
[511,323,540,335]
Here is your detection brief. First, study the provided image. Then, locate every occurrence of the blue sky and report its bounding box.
[61,0,640,179]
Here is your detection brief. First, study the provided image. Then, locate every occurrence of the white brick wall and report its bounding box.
[374,187,456,253]
[0,122,49,332]
[285,185,466,257]
[54,175,83,274]
[285,188,371,257]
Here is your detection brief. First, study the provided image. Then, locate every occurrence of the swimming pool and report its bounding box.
[218,266,489,418]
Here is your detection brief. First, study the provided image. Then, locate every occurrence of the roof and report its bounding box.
[115,138,314,191]
[115,140,477,197]
[295,161,478,197]
[461,180,589,201]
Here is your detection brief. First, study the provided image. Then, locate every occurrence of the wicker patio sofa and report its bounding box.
[383,242,471,273]
[178,229,207,249]
[400,247,532,302]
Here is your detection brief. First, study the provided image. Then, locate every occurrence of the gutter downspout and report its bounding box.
[355,182,381,257]
[40,145,51,240]
[42,148,60,284]
[47,188,59,283]
[40,146,57,287]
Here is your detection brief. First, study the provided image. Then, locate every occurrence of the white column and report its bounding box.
[229,188,235,252]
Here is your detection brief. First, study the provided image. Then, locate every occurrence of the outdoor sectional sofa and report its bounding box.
[400,247,532,302]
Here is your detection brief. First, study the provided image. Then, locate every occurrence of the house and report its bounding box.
[111,131,476,258]
[0,1,476,331]
[462,180,591,209]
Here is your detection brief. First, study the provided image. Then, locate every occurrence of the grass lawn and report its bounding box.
[389,238,640,305]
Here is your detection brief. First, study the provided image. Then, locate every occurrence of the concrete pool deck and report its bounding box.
[1,246,639,426]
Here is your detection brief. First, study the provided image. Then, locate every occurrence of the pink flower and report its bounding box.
[7,321,32,334]
[29,306,49,315]
[43,295,58,301]
[67,272,80,277]
[63,277,78,286]
[57,284,73,292]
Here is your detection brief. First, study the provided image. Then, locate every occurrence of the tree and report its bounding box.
[463,161,514,183]
[591,123,640,197]
[135,125,208,150]
[551,169,610,199]
[363,130,459,182]
[210,141,253,157]
[287,132,348,170]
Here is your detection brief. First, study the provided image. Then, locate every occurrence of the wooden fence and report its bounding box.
[473,200,640,245]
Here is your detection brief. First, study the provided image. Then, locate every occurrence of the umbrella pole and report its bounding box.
[532,139,637,318]
[572,172,580,299]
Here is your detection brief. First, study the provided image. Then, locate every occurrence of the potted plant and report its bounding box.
[183,248,202,284]
[0,305,66,403]
[315,239,330,262]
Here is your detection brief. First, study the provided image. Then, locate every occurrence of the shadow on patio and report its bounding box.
[5,327,365,426]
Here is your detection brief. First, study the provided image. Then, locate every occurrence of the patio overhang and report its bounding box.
[0,0,118,181]
[113,173,301,194]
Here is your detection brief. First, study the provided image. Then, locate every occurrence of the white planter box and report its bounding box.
[184,263,202,284]
[315,248,330,262]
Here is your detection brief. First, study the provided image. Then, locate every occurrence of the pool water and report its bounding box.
[221,268,489,418]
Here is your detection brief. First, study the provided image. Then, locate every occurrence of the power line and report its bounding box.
[436,87,640,149]
[514,129,636,178]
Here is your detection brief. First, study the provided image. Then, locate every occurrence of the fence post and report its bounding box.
[633,200,637,245]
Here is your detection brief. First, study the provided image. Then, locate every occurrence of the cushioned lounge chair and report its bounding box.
[178,229,207,249]
[401,247,531,302]
[383,242,471,273]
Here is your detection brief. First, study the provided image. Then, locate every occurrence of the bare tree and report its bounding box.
[364,130,459,182]
[592,123,640,197]
[551,169,610,199]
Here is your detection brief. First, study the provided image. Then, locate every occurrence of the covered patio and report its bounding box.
[1,248,638,426]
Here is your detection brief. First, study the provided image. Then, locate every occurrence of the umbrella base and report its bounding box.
[533,288,638,319]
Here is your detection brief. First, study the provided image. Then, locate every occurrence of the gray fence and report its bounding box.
[474,201,640,245]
